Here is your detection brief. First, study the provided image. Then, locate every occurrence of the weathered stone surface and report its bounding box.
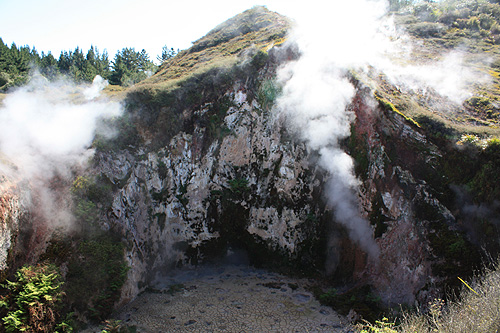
[0,177,21,271]
[102,83,327,303]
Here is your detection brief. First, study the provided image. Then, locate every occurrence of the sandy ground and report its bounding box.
[102,265,353,333]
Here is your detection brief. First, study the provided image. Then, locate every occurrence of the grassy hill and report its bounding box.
[136,6,289,90]
[372,0,500,139]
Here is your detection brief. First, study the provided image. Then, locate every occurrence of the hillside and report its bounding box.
[376,1,500,138]
[137,6,289,87]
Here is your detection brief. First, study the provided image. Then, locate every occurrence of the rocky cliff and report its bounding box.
[95,6,499,308]
[1,5,500,319]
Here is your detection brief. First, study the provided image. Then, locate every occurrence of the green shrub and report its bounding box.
[469,137,500,202]
[257,78,281,111]
[316,285,383,322]
[65,235,128,322]
[100,319,130,333]
[458,133,480,145]
[407,22,446,37]
[0,264,72,332]
[228,178,249,195]
[71,175,113,207]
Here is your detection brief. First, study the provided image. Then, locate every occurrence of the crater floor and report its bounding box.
[113,265,350,332]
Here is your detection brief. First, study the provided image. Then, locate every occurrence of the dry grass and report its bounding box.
[402,263,500,332]
[137,6,290,89]
[358,260,500,332]
[102,84,128,101]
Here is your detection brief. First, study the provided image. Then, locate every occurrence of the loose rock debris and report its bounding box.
[114,265,351,332]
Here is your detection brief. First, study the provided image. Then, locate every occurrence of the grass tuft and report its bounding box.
[358,259,500,332]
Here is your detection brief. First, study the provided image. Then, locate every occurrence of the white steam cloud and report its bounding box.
[274,0,487,262]
[0,75,122,228]
[275,0,394,260]
[382,51,485,104]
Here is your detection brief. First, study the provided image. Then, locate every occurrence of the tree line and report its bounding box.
[0,38,177,90]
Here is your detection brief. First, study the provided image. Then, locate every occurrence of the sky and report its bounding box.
[0,0,298,63]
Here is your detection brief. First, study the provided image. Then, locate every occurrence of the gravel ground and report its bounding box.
[107,265,352,333]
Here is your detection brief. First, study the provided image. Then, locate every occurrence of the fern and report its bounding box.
[0,264,72,332]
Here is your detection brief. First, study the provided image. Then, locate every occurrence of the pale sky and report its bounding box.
[0,0,297,62]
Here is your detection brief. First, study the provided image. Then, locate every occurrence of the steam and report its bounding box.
[275,0,490,263]
[84,75,110,100]
[382,51,484,104]
[0,75,122,228]
[275,0,395,260]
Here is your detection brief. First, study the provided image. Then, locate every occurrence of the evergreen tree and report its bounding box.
[69,47,86,81]
[0,38,9,72]
[58,50,72,74]
[40,52,58,79]
[96,49,110,80]
[157,45,178,64]
[109,47,156,86]
[29,47,41,67]
[0,37,157,87]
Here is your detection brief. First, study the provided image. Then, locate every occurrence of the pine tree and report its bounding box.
[157,45,177,64]
[109,47,156,86]
[40,52,59,79]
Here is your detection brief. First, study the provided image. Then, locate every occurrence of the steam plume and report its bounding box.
[274,0,490,264]
[275,0,393,260]
[0,75,122,228]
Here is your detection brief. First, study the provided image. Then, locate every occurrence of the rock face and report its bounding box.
[98,74,330,301]
[0,175,37,274]
[92,51,440,307]
[99,44,490,307]
[349,89,439,305]
[0,6,495,314]
[0,178,21,272]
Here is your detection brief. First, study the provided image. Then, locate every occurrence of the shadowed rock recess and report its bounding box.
[1,4,500,330]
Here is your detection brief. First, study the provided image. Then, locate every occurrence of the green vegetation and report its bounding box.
[65,236,128,322]
[369,193,389,238]
[228,178,249,195]
[71,175,113,208]
[440,135,500,205]
[0,39,159,90]
[315,285,383,322]
[58,46,111,82]
[124,43,276,152]
[157,45,178,64]
[362,0,500,140]
[0,264,72,332]
[0,40,111,88]
[109,48,157,86]
[36,231,129,328]
[92,113,141,152]
[99,319,134,333]
[257,78,281,111]
[166,283,185,295]
[469,137,500,202]
[38,173,130,325]
[374,92,421,128]
[71,175,113,230]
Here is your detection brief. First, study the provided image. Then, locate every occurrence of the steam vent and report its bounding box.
[1,3,500,332]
